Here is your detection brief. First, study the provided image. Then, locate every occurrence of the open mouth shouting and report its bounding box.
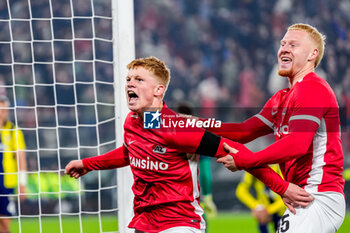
[128,90,139,105]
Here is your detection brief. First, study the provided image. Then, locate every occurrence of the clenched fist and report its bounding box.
[65,160,90,179]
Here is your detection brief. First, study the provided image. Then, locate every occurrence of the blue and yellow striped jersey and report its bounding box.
[0,121,26,189]
[236,164,286,216]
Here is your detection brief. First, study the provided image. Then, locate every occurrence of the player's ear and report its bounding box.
[154,84,165,97]
[308,48,318,62]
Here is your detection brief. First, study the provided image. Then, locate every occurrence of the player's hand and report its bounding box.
[65,160,90,179]
[216,143,239,172]
[217,155,237,172]
[282,183,314,215]
[19,184,26,201]
[252,205,271,224]
[201,194,217,219]
[223,142,239,154]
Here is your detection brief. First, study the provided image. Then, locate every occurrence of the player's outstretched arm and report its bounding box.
[206,117,272,144]
[218,144,313,211]
[216,135,315,214]
[65,160,91,179]
[218,120,319,170]
[81,145,130,171]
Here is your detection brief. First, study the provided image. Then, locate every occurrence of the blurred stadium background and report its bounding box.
[0,0,349,232]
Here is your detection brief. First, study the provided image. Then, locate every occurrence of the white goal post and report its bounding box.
[0,0,134,232]
[113,0,135,232]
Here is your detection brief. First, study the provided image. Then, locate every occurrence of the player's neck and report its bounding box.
[289,66,314,88]
[137,100,164,119]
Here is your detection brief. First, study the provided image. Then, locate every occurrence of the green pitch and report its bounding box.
[10,215,118,233]
[10,212,350,233]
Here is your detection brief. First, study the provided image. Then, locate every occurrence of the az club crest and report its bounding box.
[152,145,167,154]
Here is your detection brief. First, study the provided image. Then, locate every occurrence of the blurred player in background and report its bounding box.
[214,23,345,233]
[65,57,307,233]
[236,165,285,233]
[199,156,217,220]
[0,95,27,233]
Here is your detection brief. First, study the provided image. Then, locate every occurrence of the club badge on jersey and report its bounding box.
[152,145,167,154]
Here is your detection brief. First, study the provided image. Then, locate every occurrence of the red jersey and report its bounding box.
[83,104,288,232]
[123,107,214,232]
[231,72,344,194]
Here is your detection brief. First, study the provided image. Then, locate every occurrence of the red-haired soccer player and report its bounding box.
[65,57,311,233]
[215,24,345,233]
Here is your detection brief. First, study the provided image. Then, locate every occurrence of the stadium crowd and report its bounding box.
[134,0,350,156]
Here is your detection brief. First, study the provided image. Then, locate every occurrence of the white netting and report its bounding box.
[0,0,125,232]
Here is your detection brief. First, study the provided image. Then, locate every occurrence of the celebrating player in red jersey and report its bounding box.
[65,57,310,233]
[214,24,345,233]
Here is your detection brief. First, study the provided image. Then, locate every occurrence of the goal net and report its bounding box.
[0,0,134,232]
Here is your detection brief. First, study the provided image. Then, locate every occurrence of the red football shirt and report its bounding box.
[84,105,227,232]
[231,72,344,194]
[83,104,288,232]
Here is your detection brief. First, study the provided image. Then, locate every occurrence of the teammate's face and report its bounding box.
[125,66,164,114]
[0,101,8,127]
[277,30,316,78]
